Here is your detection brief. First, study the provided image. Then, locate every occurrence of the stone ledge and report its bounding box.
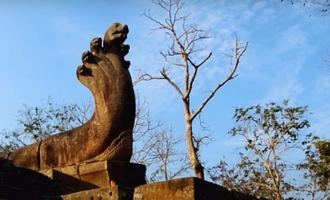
[60,186,133,200]
[134,177,262,200]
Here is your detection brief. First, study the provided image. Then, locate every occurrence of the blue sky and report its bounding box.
[0,0,329,167]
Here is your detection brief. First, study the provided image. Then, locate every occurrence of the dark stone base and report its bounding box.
[0,159,146,199]
[0,159,59,199]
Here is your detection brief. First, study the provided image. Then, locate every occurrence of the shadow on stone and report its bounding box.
[0,158,60,199]
[41,170,98,195]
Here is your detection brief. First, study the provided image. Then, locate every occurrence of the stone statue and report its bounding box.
[4,23,135,170]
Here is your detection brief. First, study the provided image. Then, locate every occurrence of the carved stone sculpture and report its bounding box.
[5,23,135,170]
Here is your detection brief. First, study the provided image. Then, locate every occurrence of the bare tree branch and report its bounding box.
[160,51,186,67]
[185,52,212,98]
[191,40,248,121]
[160,68,184,97]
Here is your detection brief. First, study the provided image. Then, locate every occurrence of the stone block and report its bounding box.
[134,177,261,200]
[60,186,134,200]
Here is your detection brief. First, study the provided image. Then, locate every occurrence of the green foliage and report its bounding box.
[298,139,330,198]
[315,141,330,189]
[209,101,326,200]
[0,99,92,151]
[209,156,276,199]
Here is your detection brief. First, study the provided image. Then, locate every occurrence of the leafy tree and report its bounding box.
[139,0,247,179]
[298,139,330,199]
[208,101,322,200]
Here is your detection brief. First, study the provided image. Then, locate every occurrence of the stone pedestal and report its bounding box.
[39,160,146,195]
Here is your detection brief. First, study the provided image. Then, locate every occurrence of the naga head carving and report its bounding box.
[76,23,131,95]
[4,23,136,171]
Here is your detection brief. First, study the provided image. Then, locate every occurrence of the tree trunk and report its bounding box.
[275,193,282,200]
[185,120,204,179]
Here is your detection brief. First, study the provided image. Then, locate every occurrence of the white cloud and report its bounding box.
[252,21,313,104]
[263,78,304,103]
[311,104,330,139]
[262,62,304,103]
[278,25,309,52]
[315,75,330,94]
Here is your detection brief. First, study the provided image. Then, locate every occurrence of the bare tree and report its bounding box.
[132,97,190,182]
[139,0,247,179]
[132,96,161,163]
[146,129,190,182]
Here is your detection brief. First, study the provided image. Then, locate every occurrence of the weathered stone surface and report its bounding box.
[134,177,261,200]
[6,22,136,170]
[39,160,146,194]
[61,187,133,200]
